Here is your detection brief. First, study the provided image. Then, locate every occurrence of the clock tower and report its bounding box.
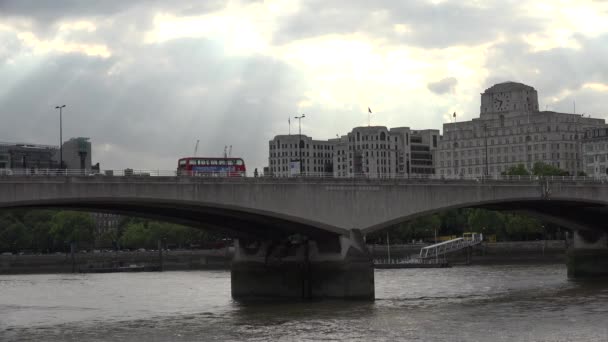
[480,82,539,116]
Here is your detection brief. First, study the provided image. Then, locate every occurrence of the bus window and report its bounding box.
[210,160,218,165]
[179,160,187,166]
[219,160,226,165]
[236,160,243,166]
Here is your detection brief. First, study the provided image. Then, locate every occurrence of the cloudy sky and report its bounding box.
[1,0,608,172]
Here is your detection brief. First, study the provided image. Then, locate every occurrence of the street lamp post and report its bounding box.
[55,105,66,169]
[294,114,306,174]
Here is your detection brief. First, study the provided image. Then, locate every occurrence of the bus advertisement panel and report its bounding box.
[177,157,246,177]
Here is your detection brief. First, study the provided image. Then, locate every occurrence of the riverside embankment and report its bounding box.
[0,240,567,274]
[0,249,232,274]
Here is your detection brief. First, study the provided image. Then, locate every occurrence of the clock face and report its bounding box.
[493,97,503,111]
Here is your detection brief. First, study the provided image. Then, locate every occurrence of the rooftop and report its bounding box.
[483,81,536,94]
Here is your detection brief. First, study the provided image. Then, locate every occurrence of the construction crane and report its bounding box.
[193,140,199,157]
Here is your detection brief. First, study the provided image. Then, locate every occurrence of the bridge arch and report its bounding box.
[361,198,608,235]
[0,197,347,240]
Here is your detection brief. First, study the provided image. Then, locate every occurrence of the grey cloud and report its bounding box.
[0,0,225,20]
[483,34,608,113]
[0,0,240,42]
[0,37,308,171]
[427,77,458,95]
[273,0,542,48]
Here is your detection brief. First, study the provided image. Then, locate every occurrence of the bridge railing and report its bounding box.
[1,169,608,183]
[0,169,179,177]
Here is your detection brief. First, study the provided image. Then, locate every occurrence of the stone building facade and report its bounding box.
[267,126,439,178]
[267,134,337,177]
[333,126,439,178]
[436,82,605,177]
[90,212,122,236]
[581,126,608,177]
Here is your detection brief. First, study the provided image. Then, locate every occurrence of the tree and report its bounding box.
[22,210,55,252]
[0,222,27,252]
[504,214,543,241]
[119,222,149,249]
[49,211,95,250]
[502,164,530,176]
[467,209,507,240]
[532,162,569,176]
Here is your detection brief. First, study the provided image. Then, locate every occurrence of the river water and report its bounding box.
[1,264,607,341]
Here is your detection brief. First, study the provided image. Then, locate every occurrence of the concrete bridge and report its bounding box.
[1,175,607,299]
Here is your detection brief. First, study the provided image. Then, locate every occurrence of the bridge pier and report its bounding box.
[231,230,374,300]
[567,230,608,278]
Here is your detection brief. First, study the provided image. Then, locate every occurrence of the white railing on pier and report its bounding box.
[419,233,483,259]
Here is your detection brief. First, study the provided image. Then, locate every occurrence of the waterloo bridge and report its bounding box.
[1,173,608,300]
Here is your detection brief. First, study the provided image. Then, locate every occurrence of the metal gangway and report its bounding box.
[419,233,483,259]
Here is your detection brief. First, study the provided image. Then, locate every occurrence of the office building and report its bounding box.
[267,134,336,177]
[582,126,608,177]
[0,142,59,171]
[436,82,605,177]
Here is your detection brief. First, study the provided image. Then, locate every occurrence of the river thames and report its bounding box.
[1,264,607,341]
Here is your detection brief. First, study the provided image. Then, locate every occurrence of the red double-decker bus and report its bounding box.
[177,157,246,177]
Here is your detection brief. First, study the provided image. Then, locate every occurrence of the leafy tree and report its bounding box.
[468,209,501,233]
[119,222,149,249]
[502,164,530,176]
[49,211,95,250]
[532,162,569,176]
[0,222,27,252]
[504,214,543,240]
[22,211,55,252]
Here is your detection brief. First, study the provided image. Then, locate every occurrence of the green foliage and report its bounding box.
[532,162,569,176]
[504,214,543,241]
[50,211,95,249]
[119,222,149,249]
[502,164,530,176]
[0,209,226,253]
[370,208,554,243]
[502,162,571,177]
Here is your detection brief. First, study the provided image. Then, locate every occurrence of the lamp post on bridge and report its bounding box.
[294,114,306,174]
[55,105,66,169]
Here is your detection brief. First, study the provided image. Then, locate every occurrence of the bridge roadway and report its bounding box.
[1,174,608,299]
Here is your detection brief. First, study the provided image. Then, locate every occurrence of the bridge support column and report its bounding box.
[231,229,374,300]
[567,230,608,278]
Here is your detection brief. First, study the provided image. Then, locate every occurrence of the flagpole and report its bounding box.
[288,117,291,135]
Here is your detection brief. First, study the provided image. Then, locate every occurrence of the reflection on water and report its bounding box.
[1,265,607,341]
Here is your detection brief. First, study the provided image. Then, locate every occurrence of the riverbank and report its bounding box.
[0,249,231,274]
[0,240,567,274]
